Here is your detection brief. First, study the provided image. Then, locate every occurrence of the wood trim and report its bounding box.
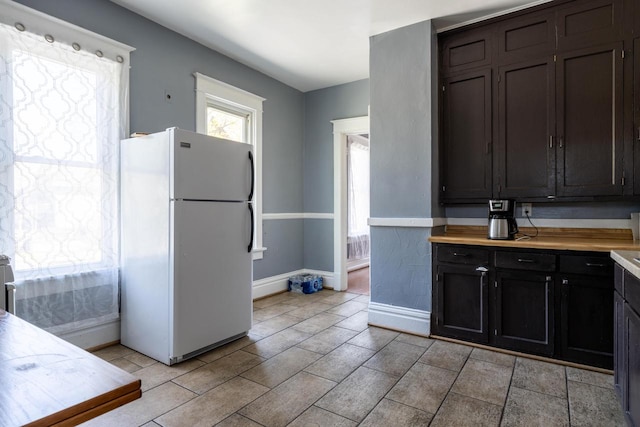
[430,225,640,251]
[443,225,633,240]
[47,387,141,427]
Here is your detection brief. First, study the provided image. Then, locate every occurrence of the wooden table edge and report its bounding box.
[23,380,142,427]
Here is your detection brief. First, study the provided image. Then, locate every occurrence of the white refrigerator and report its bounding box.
[120,128,254,365]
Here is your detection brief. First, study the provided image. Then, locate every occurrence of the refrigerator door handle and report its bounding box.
[248,151,255,202]
[248,203,254,253]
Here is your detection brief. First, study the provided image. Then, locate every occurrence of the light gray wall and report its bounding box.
[17,0,305,280]
[370,20,437,311]
[445,202,640,220]
[303,79,370,271]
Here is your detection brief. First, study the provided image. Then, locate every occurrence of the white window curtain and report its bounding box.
[347,134,370,260]
[0,17,129,336]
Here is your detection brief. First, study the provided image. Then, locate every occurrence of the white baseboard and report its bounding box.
[368,302,431,336]
[347,258,370,272]
[57,319,120,350]
[253,269,335,299]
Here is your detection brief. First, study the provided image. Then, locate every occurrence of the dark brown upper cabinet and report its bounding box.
[556,42,624,197]
[441,69,493,202]
[497,11,556,65]
[556,0,624,51]
[441,28,492,74]
[635,38,640,195]
[439,0,634,204]
[496,58,556,198]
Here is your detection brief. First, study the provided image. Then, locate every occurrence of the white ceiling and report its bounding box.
[111,0,550,92]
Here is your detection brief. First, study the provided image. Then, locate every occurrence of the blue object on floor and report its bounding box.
[288,275,323,294]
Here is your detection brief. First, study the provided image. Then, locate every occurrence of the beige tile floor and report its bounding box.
[83,290,625,427]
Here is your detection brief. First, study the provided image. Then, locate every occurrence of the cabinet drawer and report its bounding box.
[437,245,489,266]
[559,254,613,277]
[495,251,556,271]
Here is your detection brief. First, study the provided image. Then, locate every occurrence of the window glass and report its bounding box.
[206,106,246,142]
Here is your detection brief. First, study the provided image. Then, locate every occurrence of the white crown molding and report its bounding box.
[368,302,431,337]
[436,0,554,33]
[262,213,334,220]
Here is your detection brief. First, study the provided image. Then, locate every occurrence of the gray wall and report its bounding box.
[16,0,305,280]
[369,21,437,311]
[303,79,370,271]
[446,202,640,220]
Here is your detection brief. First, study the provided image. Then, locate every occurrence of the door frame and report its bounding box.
[331,116,370,291]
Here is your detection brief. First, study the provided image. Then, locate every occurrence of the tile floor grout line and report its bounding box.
[496,354,517,426]
[424,346,473,424]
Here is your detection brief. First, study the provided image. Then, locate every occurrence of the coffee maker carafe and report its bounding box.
[488,199,518,240]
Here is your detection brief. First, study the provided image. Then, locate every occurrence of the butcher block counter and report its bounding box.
[429,225,640,252]
[0,309,141,427]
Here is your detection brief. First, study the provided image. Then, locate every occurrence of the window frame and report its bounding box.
[194,72,265,260]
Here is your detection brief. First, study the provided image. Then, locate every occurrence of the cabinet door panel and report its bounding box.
[434,264,489,343]
[614,290,624,399]
[497,59,555,198]
[557,0,623,51]
[556,43,624,197]
[441,69,492,201]
[441,28,492,73]
[624,303,640,426]
[498,11,555,65]
[635,39,640,195]
[560,275,613,369]
[494,271,554,355]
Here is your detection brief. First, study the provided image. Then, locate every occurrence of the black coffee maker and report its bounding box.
[488,199,518,240]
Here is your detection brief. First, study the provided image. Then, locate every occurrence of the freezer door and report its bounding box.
[171,200,252,359]
[171,129,253,202]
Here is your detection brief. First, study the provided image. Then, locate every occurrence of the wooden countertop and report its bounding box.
[0,309,141,426]
[429,225,640,252]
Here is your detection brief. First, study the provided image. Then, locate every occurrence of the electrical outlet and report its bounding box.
[522,203,532,217]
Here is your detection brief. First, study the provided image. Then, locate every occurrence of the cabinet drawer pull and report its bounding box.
[453,252,470,257]
[517,258,535,263]
[585,262,606,268]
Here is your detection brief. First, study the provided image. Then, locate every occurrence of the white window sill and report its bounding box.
[252,247,267,261]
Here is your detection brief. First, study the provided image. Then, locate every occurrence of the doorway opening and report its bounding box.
[346,134,370,295]
[331,116,369,292]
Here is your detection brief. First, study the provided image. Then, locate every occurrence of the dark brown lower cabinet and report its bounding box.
[560,274,614,369]
[433,263,489,343]
[615,266,640,427]
[432,243,614,369]
[624,302,640,426]
[494,271,554,356]
[614,289,625,399]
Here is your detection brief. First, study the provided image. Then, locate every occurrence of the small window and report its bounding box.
[206,104,248,143]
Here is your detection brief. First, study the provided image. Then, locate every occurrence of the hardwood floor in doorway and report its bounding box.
[347,267,369,295]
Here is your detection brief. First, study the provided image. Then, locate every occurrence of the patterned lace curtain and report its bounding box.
[347,134,370,261]
[0,17,129,337]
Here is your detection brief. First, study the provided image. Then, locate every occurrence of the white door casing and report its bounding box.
[331,116,369,291]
